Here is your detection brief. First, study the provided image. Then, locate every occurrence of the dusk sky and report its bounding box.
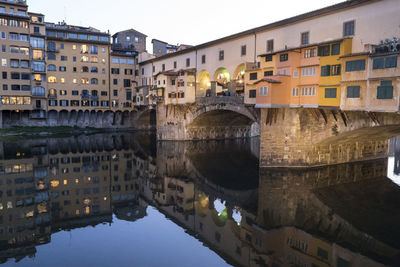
[28,0,343,52]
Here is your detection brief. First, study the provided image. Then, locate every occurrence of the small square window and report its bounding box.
[280,54,288,62]
[219,50,224,61]
[301,32,309,45]
[241,45,246,56]
[267,39,274,52]
[344,20,355,37]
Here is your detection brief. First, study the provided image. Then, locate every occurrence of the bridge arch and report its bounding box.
[213,67,231,84]
[184,104,259,140]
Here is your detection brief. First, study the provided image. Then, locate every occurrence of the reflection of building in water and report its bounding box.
[0,133,145,263]
[138,152,398,267]
[389,136,400,176]
[0,134,399,266]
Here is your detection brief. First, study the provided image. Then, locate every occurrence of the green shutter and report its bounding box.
[377,81,393,99]
[373,58,384,69]
[331,44,340,55]
[385,56,397,68]
[347,86,360,98]
[325,88,337,98]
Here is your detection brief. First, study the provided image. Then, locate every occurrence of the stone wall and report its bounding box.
[156,99,260,140]
[259,108,400,167]
[0,109,156,130]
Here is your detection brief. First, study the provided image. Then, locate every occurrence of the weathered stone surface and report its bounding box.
[0,110,156,129]
[260,108,400,167]
[156,98,260,141]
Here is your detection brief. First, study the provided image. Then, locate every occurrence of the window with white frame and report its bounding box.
[304,48,316,58]
[259,86,268,96]
[301,67,316,77]
[301,87,316,96]
[292,88,299,97]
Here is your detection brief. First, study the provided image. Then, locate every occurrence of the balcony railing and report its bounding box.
[48,94,57,99]
[32,92,45,97]
[81,94,90,100]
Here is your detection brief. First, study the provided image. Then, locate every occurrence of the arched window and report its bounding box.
[81,78,89,84]
[48,76,56,83]
[47,42,56,51]
[81,66,89,73]
[90,66,98,73]
[48,88,56,97]
[48,53,56,60]
[47,64,56,71]
[91,78,98,85]
[32,86,45,96]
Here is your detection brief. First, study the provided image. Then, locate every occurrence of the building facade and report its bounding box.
[138,0,400,114]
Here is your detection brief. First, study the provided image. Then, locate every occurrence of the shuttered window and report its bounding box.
[377,80,393,99]
[325,88,337,98]
[347,86,360,98]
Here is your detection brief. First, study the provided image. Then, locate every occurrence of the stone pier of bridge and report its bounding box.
[259,108,400,167]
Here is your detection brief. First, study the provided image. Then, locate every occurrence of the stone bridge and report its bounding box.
[259,108,400,167]
[156,96,260,140]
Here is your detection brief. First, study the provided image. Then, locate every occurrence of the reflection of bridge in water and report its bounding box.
[0,133,399,266]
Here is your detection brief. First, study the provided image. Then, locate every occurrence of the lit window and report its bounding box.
[81,45,88,54]
[48,76,56,83]
[51,180,59,187]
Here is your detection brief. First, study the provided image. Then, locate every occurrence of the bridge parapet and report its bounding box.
[195,96,244,106]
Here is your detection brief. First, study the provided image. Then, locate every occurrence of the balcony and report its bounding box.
[32,92,45,97]
[90,95,99,101]
[46,48,59,53]
[81,94,90,100]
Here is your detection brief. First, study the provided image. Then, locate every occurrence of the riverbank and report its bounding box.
[0,126,138,141]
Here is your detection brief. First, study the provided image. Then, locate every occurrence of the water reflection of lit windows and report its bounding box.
[26,210,34,217]
[37,202,47,213]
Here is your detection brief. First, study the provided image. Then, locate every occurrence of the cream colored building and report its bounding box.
[139,0,400,111]
[0,0,31,112]
[45,22,111,112]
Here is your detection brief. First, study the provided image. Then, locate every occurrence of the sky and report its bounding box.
[28,0,344,52]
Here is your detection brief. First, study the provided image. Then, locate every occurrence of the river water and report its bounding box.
[0,132,399,267]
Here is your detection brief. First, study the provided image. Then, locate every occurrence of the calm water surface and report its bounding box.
[0,132,399,267]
